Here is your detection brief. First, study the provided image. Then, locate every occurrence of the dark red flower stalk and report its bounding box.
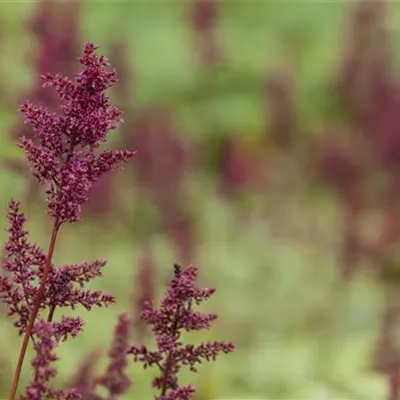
[389,370,400,400]
[320,2,400,398]
[264,66,296,147]
[29,0,81,86]
[9,0,83,207]
[330,0,400,273]
[131,108,186,205]
[95,313,132,397]
[132,248,156,340]
[162,209,196,266]
[315,134,366,276]
[20,0,82,130]
[128,108,196,261]
[27,0,57,104]
[188,0,222,67]
[69,350,101,399]
[337,0,388,114]
[68,314,132,400]
[85,173,115,219]
[219,136,249,198]
[318,0,396,278]
[372,289,400,400]
[321,0,400,279]
[2,42,135,400]
[19,318,83,400]
[53,2,82,76]
[128,264,235,400]
[336,0,395,164]
[218,135,269,199]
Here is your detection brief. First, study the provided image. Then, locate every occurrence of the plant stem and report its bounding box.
[9,219,61,400]
[389,366,400,400]
[160,305,181,396]
[47,304,56,322]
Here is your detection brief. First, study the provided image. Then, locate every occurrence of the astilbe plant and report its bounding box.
[218,134,269,200]
[128,264,235,400]
[0,40,234,400]
[19,317,83,400]
[318,1,400,399]
[188,0,222,68]
[67,313,132,400]
[131,247,156,341]
[1,42,135,399]
[264,65,296,148]
[91,313,132,399]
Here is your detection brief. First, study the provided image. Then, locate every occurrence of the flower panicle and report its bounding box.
[19,41,135,224]
[3,40,234,400]
[128,263,235,399]
[4,42,136,400]
[18,317,84,400]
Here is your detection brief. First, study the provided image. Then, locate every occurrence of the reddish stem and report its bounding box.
[389,366,400,400]
[160,305,181,396]
[9,219,61,400]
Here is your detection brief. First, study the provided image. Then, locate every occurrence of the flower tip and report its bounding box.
[82,42,100,55]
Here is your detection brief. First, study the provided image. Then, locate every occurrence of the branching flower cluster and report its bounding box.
[1,42,134,400]
[19,318,83,400]
[0,200,114,335]
[129,264,235,400]
[19,42,135,224]
[0,42,234,400]
[69,313,132,400]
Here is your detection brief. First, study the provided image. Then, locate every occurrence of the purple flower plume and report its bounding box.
[0,200,114,335]
[3,40,234,400]
[128,264,235,399]
[19,317,83,400]
[3,43,135,400]
[96,313,132,397]
[69,314,132,400]
[19,42,135,223]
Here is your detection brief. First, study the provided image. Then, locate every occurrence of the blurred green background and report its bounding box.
[2,1,400,399]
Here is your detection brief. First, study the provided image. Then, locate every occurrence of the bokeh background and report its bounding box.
[2,0,400,399]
